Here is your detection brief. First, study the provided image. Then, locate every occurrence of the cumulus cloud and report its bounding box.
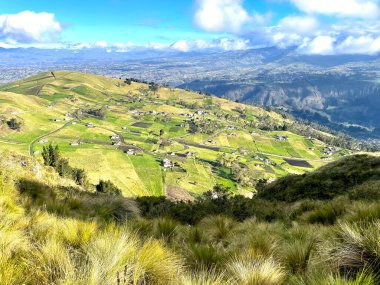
[170,37,250,51]
[0,11,62,43]
[299,36,335,54]
[278,16,319,35]
[194,0,252,33]
[71,37,250,53]
[290,0,380,18]
[299,35,380,55]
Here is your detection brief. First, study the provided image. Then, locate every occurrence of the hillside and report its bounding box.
[2,148,380,284]
[3,48,380,139]
[0,71,349,197]
[258,154,380,202]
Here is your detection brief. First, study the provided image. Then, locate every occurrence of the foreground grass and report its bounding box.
[1,152,380,284]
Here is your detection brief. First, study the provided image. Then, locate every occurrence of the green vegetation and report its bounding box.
[2,72,380,284]
[42,144,88,186]
[258,154,380,202]
[0,71,354,197]
[1,151,380,284]
[6,118,22,131]
[96,179,122,196]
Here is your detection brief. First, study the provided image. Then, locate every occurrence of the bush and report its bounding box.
[96,180,121,196]
[6,118,22,130]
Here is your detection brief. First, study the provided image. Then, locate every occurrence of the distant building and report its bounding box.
[39,139,48,143]
[163,158,174,169]
[127,149,136,155]
[86,123,94,128]
[110,135,120,141]
[275,134,288,141]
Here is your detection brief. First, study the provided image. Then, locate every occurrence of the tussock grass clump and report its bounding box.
[228,257,287,285]
[199,215,235,242]
[289,269,375,285]
[277,227,317,275]
[153,217,178,241]
[185,243,227,270]
[181,269,233,285]
[344,202,380,223]
[332,222,380,280]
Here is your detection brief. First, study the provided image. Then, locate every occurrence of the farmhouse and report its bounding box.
[186,152,196,158]
[70,142,79,146]
[275,134,288,141]
[39,139,48,143]
[86,123,94,128]
[54,119,61,122]
[65,113,72,117]
[163,158,174,169]
[113,141,122,146]
[126,149,136,155]
[110,134,120,141]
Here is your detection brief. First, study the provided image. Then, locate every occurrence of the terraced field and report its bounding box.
[0,71,349,197]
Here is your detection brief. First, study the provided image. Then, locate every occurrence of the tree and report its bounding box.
[7,118,22,131]
[42,144,60,167]
[159,129,165,137]
[72,168,87,186]
[149,83,159,95]
[56,158,72,177]
[96,180,121,196]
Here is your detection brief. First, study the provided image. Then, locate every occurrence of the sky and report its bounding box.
[1,0,380,54]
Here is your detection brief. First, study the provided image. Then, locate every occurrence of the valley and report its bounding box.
[0,71,346,197]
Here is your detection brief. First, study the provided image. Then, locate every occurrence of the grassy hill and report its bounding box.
[0,71,348,197]
[1,149,380,284]
[258,154,380,202]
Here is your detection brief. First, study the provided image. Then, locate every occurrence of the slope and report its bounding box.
[0,71,349,197]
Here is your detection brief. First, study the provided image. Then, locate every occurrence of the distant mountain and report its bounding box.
[1,47,380,139]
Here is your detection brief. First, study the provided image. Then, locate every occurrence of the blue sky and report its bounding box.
[1,0,380,54]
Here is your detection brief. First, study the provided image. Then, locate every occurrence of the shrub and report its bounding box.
[6,118,22,131]
[96,180,121,196]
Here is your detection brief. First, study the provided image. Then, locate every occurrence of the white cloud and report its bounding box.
[279,16,319,35]
[0,11,62,43]
[171,40,190,52]
[170,38,250,51]
[194,0,252,33]
[94,41,108,48]
[299,36,335,54]
[290,0,380,18]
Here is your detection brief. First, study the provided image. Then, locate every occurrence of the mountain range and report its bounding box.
[1,47,380,139]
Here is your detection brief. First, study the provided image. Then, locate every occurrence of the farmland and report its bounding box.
[0,71,348,197]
